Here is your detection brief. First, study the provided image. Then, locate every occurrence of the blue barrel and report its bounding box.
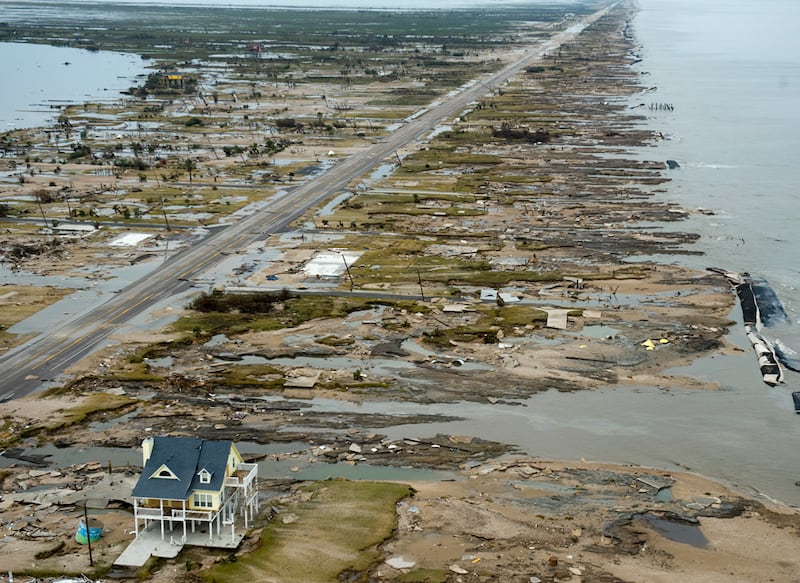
[75,518,103,545]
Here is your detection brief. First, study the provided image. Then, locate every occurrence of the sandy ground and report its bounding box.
[376,459,800,582]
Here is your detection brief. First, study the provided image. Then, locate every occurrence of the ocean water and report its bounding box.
[634,0,800,286]
[631,1,800,396]
[618,0,800,503]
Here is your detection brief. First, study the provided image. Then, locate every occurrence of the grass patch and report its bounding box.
[202,480,413,583]
[215,365,285,389]
[98,369,165,383]
[351,243,597,288]
[172,291,422,337]
[125,336,195,363]
[421,304,581,348]
[316,335,356,347]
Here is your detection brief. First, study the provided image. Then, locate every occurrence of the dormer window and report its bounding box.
[150,464,179,480]
[198,469,212,484]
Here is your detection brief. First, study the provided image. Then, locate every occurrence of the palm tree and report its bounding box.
[183,158,197,184]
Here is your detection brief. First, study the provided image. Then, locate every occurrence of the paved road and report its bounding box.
[0,4,615,401]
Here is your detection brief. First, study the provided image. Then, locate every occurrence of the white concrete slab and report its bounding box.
[303,250,363,277]
[108,233,152,247]
[115,519,246,567]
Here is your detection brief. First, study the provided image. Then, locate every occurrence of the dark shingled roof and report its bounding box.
[132,437,232,500]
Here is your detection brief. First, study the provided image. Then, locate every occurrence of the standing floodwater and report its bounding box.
[0,42,148,130]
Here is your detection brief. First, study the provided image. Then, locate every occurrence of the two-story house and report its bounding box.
[131,436,258,544]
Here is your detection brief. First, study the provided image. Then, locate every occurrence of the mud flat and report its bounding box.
[1,1,798,581]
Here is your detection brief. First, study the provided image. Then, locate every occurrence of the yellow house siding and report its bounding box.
[190,489,220,511]
[227,444,244,475]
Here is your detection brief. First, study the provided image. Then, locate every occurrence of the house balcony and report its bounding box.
[225,462,258,488]
[135,504,214,523]
[136,507,166,519]
[172,508,214,522]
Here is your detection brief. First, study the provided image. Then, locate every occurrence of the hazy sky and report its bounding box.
[5,0,587,7]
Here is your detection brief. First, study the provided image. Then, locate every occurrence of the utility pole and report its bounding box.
[160,195,171,231]
[36,197,49,229]
[63,193,73,219]
[82,501,94,567]
[341,254,354,291]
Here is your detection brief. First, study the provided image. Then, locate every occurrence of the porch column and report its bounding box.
[182,500,187,543]
[160,499,165,540]
[133,498,139,538]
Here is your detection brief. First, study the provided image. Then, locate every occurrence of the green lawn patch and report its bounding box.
[202,480,413,583]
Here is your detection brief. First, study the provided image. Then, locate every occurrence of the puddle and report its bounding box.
[203,333,230,348]
[0,265,89,288]
[89,408,140,431]
[316,191,353,217]
[636,513,708,548]
[144,356,173,369]
[401,338,437,358]
[427,125,452,140]
[573,325,621,339]
[368,163,396,182]
[1,441,306,472]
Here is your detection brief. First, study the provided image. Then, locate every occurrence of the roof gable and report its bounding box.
[132,437,232,500]
[150,463,180,480]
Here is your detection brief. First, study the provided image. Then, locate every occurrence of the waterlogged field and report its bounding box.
[0,1,597,231]
[0,1,598,60]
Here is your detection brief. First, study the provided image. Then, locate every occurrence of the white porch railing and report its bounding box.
[173,509,213,521]
[136,507,164,519]
[136,507,213,522]
[224,462,258,487]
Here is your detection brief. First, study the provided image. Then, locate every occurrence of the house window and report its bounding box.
[194,493,213,509]
[199,469,211,484]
